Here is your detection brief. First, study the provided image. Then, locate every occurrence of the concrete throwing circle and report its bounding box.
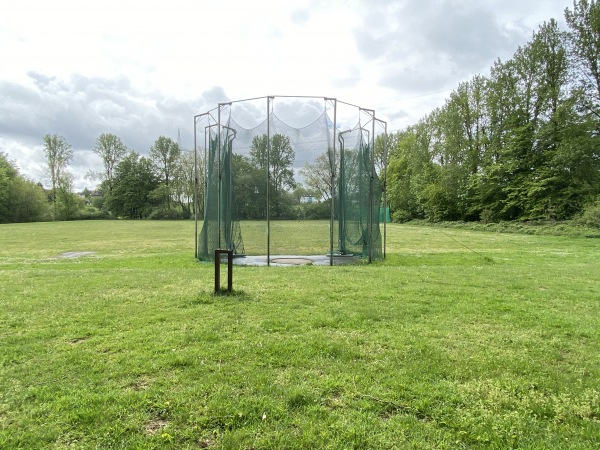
[231,255,360,266]
[270,257,314,265]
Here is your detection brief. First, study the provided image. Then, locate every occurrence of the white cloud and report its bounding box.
[0,0,569,189]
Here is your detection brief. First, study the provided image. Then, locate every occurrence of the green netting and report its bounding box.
[198,128,245,260]
[195,97,385,264]
[336,127,382,259]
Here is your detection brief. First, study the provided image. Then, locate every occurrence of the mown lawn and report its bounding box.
[0,220,599,449]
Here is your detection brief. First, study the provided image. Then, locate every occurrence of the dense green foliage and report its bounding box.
[0,221,599,448]
[91,132,128,196]
[42,133,77,220]
[233,134,311,220]
[1,132,199,222]
[0,152,50,223]
[149,136,181,210]
[388,2,600,223]
[107,152,160,219]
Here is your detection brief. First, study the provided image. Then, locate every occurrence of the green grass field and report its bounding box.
[1,220,599,449]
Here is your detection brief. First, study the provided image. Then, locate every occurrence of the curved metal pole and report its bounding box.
[203,125,213,218]
[222,126,237,251]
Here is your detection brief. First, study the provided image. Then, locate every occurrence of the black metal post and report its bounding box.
[214,249,233,293]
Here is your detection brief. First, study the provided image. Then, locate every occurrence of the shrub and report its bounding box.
[91,196,104,210]
[392,209,412,223]
[76,207,111,220]
[148,209,186,220]
[578,200,600,229]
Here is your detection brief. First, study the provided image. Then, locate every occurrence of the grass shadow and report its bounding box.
[212,289,252,300]
[182,290,253,307]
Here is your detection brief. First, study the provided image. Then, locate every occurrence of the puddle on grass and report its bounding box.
[55,251,97,259]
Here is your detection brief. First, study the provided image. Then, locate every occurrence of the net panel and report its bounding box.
[197,127,245,260]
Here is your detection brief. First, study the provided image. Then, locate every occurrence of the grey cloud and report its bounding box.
[415,3,514,65]
[290,8,310,25]
[354,29,389,61]
[0,73,231,188]
[224,97,326,130]
[271,98,325,128]
[1,73,227,150]
[354,0,535,94]
[28,71,58,89]
[385,109,410,122]
[200,86,230,109]
[380,64,456,93]
[334,65,361,88]
[70,150,99,175]
[228,99,269,129]
[353,3,401,61]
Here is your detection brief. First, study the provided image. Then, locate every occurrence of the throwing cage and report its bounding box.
[194,96,387,266]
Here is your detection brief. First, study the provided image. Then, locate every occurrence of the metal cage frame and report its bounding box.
[194,95,388,266]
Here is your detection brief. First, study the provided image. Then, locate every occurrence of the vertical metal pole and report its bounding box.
[214,250,220,293]
[228,133,233,250]
[329,99,337,266]
[383,121,388,260]
[227,250,233,292]
[204,127,208,221]
[267,97,272,266]
[217,105,222,251]
[338,131,350,256]
[369,110,376,263]
[194,115,198,259]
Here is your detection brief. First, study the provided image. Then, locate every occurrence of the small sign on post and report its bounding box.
[214,249,233,293]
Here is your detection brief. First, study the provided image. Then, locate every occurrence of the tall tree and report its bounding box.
[565,0,600,118]
[55,172,82,221]
[524,19,575,219]
[232,154,265,219]
[249,133,296,192]
[92,133,127,196]
[249,133,296,218]
[108,152,159,218]
[387,117,440,222]
[171,150,198,219]
[300,153,335,200]
[0,152,49,223]
[149,136,181,208]
[42,134,73,217]
[0,152,18,222]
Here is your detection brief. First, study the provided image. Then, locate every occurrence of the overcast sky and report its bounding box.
[0,0,570,191]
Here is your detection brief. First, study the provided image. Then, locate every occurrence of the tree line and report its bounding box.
[0,133,198,223]
[3,1,600,226]
[0,129,331,224]
[386,0,600,224]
